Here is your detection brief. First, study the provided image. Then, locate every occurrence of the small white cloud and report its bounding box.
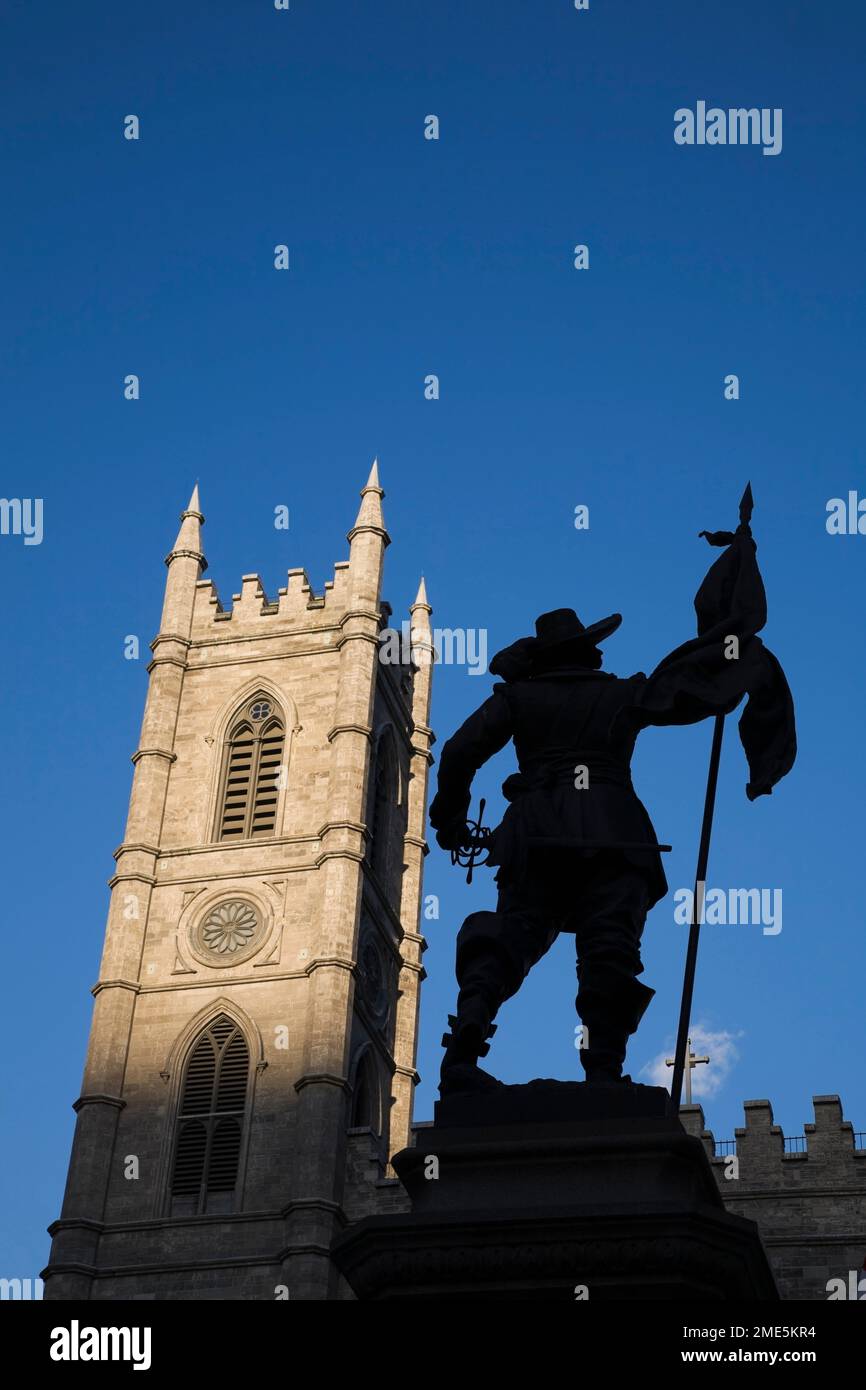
[639,1022,743,1099]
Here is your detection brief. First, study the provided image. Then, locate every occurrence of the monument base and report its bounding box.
[332,1081,778,1300]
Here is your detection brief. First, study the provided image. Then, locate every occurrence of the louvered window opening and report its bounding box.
[367,735,397,881]
[349,1051,383,1139]
[220,717,285,840]
[170,1016,249,1215]
[351,1057,374,1130]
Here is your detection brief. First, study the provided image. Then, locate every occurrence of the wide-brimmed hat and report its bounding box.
[534,607,622,649]
[489,608,621,681]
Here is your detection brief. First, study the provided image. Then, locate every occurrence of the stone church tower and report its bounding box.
[44,465,434,1301]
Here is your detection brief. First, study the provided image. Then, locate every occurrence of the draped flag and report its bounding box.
[628,484,796,800]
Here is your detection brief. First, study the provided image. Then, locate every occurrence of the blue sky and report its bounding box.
[2,0,864,1275]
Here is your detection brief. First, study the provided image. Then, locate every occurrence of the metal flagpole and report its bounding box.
[670,712,725,1108]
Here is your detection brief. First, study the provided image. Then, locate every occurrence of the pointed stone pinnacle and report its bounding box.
[411,575,431,611]
[349,459,389,542]
[168,482,206,568]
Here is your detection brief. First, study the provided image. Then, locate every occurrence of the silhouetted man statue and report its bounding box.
[429,549,795,1095]
[430,608,662,1093]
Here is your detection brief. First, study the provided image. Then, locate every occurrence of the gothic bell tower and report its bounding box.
[44,464,434,1301]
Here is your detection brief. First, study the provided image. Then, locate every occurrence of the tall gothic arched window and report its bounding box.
[218,696,285,840]
[366,728,398,883]
[170,1015,250,1216]
[349,1049,381,1133]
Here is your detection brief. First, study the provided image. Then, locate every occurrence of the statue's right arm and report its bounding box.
[428,689,513,833]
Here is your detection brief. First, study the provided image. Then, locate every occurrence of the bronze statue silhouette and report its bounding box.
[429,494,796,1096]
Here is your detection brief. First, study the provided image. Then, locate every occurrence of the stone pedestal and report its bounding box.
[332,1081,778,1300]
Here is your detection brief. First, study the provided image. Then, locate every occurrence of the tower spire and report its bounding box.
[411,575,430,614]
[410,574,434,673]
[159,484,207,639]
[346,460,389,611]
[167,483,206,568]
[348,458,388,543]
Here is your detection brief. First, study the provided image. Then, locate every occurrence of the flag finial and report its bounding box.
[739,482,754,525]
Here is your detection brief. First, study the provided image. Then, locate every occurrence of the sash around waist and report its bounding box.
[503,751,633,799]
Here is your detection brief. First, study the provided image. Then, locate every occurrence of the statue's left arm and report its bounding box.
[428,688,513,849]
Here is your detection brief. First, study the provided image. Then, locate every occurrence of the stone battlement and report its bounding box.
[193,563,358,633]
[681,1094,866,1183]
[681,1096,866,1300]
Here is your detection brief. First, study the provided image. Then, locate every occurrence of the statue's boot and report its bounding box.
[440,946,515,1095]
[439,993,502,1094]
[440,913,538,1095]
[439,1060,503,1095]
[580,1022,630,1085]
[578,971,655,1086]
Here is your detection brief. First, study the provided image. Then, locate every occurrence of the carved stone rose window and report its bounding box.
[358,935,390,1027]
[191,899,264,967]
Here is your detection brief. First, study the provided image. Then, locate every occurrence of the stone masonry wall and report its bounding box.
[681,1095,866,1301]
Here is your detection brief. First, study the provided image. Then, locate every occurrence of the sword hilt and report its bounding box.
[450,797,493,883]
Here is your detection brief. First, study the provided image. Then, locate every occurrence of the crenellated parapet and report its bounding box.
[681,1095,866,1300]
[682,1094,866,1179]
[191,561,358,636]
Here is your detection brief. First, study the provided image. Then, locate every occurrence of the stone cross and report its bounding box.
[666,1036,710,1105]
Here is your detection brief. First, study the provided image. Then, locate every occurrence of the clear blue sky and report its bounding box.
[2,0,864,1276]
